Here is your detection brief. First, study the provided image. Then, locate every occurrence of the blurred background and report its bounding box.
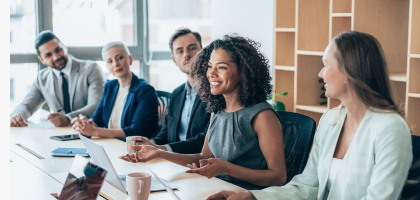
[9,0,274,121]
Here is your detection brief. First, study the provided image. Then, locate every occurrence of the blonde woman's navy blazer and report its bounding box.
[90,73,158,138]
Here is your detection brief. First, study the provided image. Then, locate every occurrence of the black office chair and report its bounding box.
[276,111,317,183]
[401,135,420,200]
[156,90,171,132]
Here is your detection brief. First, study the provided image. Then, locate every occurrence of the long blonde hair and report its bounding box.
[333,31,403,117]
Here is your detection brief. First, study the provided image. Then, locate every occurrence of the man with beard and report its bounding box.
[127,28,210,154]
[10,30,105,127]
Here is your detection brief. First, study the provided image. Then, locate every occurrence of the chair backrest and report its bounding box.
[276,111,317,183]
[156,90,171,132]
[401,135,420,200]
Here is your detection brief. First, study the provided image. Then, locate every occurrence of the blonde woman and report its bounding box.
[72,41,158,139]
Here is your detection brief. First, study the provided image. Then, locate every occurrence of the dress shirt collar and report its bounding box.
[52,56,72,78]
[184,82,197,96]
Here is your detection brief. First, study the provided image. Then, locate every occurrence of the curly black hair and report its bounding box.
[191,34,272,113]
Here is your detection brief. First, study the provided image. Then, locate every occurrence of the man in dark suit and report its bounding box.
[10,30,105,127]
[130,28,210,154]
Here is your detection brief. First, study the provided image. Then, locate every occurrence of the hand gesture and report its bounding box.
[186,158,227,179]
[119,145,161,163]
[48,112,70,127]
[10,114,28,127]
[206,190,256,200]
[129,136,156,146]
[128,136,167,151]
[71,114,96,136]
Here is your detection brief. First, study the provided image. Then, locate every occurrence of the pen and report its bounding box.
[46,109,63,121]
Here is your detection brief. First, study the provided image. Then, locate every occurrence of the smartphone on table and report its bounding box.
[50,134,80,141]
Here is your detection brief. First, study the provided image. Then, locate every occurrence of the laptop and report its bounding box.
[79,134,179,194]
[57,155,107,200]
[147,165,181,200]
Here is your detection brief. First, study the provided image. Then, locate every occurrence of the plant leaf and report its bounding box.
[276,92,288,97]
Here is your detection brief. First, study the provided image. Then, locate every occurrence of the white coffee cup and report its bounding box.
[126,172,151,200]
[126,136,137,154]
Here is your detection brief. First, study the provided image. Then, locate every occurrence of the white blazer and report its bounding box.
[251,107,412,200]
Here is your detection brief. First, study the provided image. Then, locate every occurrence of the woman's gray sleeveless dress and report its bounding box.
[208,101,279,190]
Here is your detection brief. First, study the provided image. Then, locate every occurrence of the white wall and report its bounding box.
[211,0,274,69]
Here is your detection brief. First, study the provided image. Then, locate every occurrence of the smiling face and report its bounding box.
[37,39,68,70]
[207,49,241,97]
[103,46,133,78]
[319,42,348,100]
[171,33,202,74]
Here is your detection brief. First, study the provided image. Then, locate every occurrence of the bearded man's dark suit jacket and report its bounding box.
[151,83,210,154]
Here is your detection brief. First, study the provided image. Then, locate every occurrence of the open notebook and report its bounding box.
[79,134,179,194]
[57,155,107,200]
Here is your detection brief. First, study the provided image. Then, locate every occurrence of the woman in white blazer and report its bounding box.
[207,31,413,200]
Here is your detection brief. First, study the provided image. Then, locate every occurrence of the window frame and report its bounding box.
[9,0,173,81]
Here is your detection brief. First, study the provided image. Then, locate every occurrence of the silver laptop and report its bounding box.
[147,165,181,200]
[79,134,179,194]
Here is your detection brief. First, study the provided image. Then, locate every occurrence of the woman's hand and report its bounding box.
[71,115,84,132]
[71,115,87,131]
[72,114,96,136]
[186,158,227,179]
[130,136,154,145]
[119,145,161,163]
[206,190,256,200]
[128,137,168,151]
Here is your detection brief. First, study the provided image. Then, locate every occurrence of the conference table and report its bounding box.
[10,123,246,199]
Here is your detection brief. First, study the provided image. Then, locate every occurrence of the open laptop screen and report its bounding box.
[79,134,179,194]
[58,155,108,200]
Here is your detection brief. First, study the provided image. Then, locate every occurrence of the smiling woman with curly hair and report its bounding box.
[191,34,273,113]
[120,34,287,190]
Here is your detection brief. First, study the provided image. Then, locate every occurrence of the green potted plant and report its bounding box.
[268,91,288,111]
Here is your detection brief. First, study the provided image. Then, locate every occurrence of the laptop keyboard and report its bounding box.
[118,174,179,191]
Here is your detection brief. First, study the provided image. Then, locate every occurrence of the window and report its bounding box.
[10,0,36,53]
[9,63,39,112]
[52,0,135,46]
[9,0,213,111]
[149,60,186,92]
[148,0,211,51]
[10,0,146,112]
[147,0,212,92]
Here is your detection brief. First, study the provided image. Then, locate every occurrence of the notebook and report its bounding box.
[79,134,179,194]
[58,155,107,200]
[51,147,89,157]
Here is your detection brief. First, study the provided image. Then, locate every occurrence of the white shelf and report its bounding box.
[331,13,352,17]
[274,65,295,71]
[410,54,420,58]
[389,73,407,82]
[275,28,296,32]
[296,105,328,113]
[296,50,325,56]
[408,93,420,98]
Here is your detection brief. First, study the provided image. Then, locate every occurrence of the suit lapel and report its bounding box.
[187,96,201,137]
[318,109,347,199]
[121,76,138,127]
[105,83,119,127]
[172,87,187,142]
[48,68,63,109]
[121,91,133,128]
[68,57,80,110]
